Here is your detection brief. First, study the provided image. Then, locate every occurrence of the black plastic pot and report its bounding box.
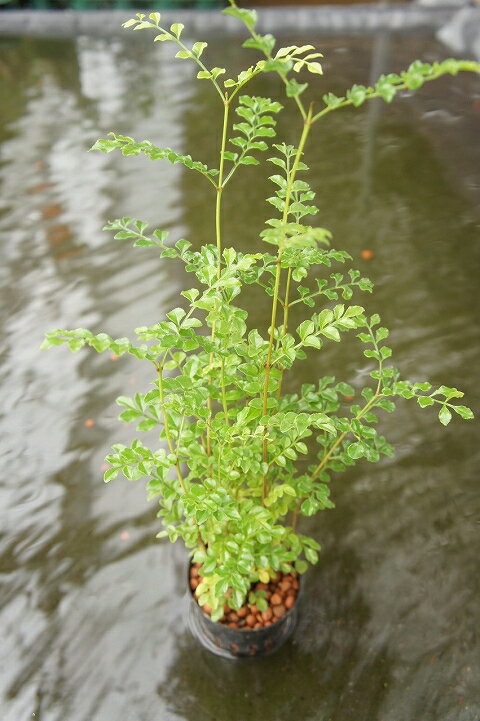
[187,571,300,659]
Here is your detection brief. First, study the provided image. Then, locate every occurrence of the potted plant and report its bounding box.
[42,1,477,658]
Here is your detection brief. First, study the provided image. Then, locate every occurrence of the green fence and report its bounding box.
[0,1,225,9]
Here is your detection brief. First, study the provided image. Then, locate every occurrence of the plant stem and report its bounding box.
[233,1,308,121]
[276,266,292,398]
[207,97,231,457]
[310,393,380,483]
[291,389,381,532]
[221,358,229,423]
[216,99,230,267]
[172,33,225,100]
[261,252,284,492]
[291,498,301,532]
[261,108,313,502]
[309,71,451,125]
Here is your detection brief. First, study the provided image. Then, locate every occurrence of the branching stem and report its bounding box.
[261,107,313,502]
[310,393,382,483]
[276,266,292,398]
[207,97,231,457]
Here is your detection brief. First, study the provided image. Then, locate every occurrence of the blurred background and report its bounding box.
[0,0,407,11]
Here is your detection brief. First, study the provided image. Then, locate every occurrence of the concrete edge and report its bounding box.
[0,4,461,38]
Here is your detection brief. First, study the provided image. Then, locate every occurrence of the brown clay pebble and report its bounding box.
[246,614,256,627]
[284,595,295,610]
[249,604,258,615]
[202,604,212,615]
[190,566,199,578]
[279,580,291,593]
[255,582,268,591]
[237,606,247,618]
[256,613,263,623]
[254,623,262,629]
[270,593,282,606]
[228,612,239,623]
[229,622,238,629]
[273,604,286,619]
[237,619,246,628]
[266,591,272,600]
[190,578,199,590]
[292,579,299,590]
[264,621,273,627]
[261,608,273,622]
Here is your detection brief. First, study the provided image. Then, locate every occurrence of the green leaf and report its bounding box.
[170,23,184,38]
[323,92,344,109]
[104,467,120,483]
[336,382,355,396]
[321,326,340,342]
[295,559,308,574]
[303,335,322,349]
[376,77,396,103]
[166,307,186,325]
[452,405,474,420]
[438,406,452,426]
[297,320,315,340]
[347,442,365,459]
[286,78,308,98]
[211,67,226,80]
[404,71,424,91]
[192,41,208,57]
[239,156,260,166]
[122,18,138,29]
[417,396,434,408]
[133,21,155,31]
[223,5,258,31]
[248,34,276,55]
[347,84,367,107]
[306,61,323,75]
[304,547,318,564]
[181,288,200,303]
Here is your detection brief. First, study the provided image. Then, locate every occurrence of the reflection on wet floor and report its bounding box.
[0,27,479,721]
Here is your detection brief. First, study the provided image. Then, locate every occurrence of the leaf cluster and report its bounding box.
[42,2,477,619]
